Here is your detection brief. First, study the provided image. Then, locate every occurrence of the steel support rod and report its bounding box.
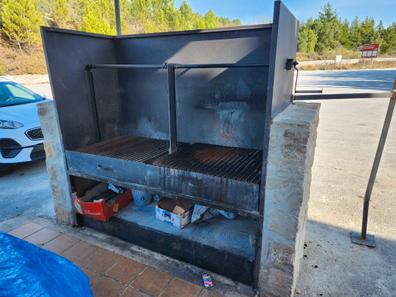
[174,63,269,69]
[86,69,102,141]
[114,0,121,36]
[87,64,165,70]
[87,63,268,70]
[352,78,396,247]
[167,64,177,154]
[295,89,323,94]
[362,80,396,237]
[294,92,391,100]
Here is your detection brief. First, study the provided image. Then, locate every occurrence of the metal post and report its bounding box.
[351,78,396,247]
[167,64,177,154]
[114,0,121,36]
[86,69,102,141]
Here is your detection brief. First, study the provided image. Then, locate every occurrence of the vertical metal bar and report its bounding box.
[361,79,396,239]
[167,64,177,154]
[114,0,121,36]
[86,69,102,141]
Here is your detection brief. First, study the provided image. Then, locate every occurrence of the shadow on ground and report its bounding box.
[297,219,396,297]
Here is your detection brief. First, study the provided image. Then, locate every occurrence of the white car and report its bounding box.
[0,78,47,172]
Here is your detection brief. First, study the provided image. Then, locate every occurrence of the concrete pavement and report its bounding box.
[296,97,396,297]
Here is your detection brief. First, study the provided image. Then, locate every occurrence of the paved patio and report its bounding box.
[4,220,227,297]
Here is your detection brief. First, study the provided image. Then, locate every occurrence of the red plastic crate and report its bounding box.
[73,189,133,222]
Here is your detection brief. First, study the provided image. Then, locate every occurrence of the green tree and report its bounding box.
[349,17,362,49]
[1,0,43,49]
[53,0,71,27]
[129,0,173,33]
[379,23,396,54]
[314,3,341,52]
[79,0,127,35]
[178,0,194,30]
[298,19,317,53]
[339,19,351,48]
[359,16,380,44]
[204,10,217,29]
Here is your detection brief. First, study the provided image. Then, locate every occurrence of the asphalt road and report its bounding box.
[298,68,396,92]
[1,69,396,296]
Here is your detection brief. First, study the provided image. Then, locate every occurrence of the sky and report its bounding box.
[174,0,395,26]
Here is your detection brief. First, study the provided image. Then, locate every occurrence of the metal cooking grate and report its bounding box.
[25,128,44,140]
[79,136,169,163]
[153,143,262,183]
[79,136,262,184]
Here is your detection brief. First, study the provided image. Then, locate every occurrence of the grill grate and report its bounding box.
[79,136,262,184]
[79,136,169,163]
[153,143,262,183]
[25,128,44,140]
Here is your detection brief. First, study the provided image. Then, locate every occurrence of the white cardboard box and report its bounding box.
[155,198,194,229]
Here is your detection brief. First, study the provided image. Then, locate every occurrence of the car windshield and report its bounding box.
[0,82,43,107]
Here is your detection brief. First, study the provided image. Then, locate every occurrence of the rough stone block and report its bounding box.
[38,101,75,225]
[259,102,320,297]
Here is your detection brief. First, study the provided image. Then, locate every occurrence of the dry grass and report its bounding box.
[0,42,47,75]
[300,60,396,71]
[297,48,361,62]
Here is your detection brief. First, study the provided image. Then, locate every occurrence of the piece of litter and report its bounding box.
[202,273,214,288]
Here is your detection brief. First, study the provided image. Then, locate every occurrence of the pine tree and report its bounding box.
[79,0,127,35]
[53,0,71,27]
[379,23,396,54]
[339,19,351,48]
[349,17,362,49]
[204,10,217,29]
[314,3,341,52]
[1,0,43,49]
[360,16,380,44]
[80,0,112,35]
[298,19,318,53]
[178,0,194,30]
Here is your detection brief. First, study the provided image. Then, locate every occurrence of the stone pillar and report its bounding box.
[259,102,320,297]
[38,101,75,225]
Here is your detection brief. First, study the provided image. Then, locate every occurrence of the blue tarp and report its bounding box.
[0,232,93,297]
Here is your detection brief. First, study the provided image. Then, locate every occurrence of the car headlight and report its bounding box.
[0,120,24,129]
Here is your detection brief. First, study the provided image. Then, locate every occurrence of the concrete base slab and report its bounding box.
[350,232,376,248]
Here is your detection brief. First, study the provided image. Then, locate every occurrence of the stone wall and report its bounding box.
[259,102,320,297]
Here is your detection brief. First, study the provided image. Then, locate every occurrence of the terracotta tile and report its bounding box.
[161,278,202,297]
[91,275,126,297]
[105,256,146,284]
[42,234,79,254]
[24,228,60,246]
[84,269,101,286]
[82,248,120,274]
[121,286,151,297]
[8,223,44,239]
[62,241,98,267]
[199,289,224,297]
[133,267,172,296]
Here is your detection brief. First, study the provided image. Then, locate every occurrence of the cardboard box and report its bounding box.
[73,183,133,222]
[156,198,194,229]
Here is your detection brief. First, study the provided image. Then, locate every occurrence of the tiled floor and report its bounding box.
[7,222,220,297]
